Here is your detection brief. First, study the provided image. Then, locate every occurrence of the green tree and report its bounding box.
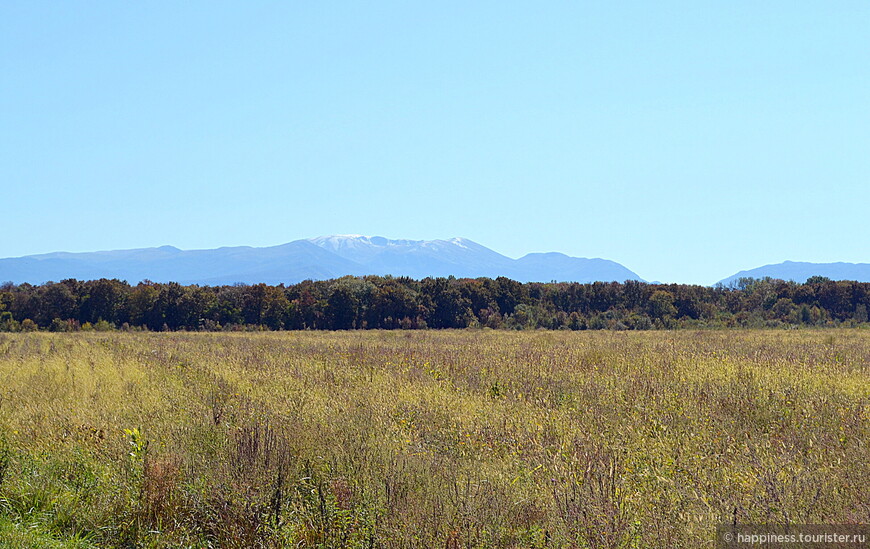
[38,282,78,326]
[327,285,356,329]
[648,290,677,321]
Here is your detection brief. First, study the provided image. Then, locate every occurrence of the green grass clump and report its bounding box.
[0,330,867,547]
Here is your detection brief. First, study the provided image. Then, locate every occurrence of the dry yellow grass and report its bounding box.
[0,329,867,547]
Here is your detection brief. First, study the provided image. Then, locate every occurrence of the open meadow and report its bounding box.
[0,329,867,548]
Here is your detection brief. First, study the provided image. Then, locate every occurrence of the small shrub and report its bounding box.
[20,319,37,332]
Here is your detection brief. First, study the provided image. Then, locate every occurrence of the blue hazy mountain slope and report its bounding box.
[0,241,365,285]
[718,261,870,285]
[513,252,641,284]
[0,236,643,285]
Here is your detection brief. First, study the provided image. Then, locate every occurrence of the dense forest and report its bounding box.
[0,275,868,332]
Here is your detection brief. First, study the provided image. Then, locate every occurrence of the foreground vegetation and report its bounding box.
[0,330,867,547]
[2,274,870,333]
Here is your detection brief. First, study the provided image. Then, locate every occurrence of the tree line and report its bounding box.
[0,275,868,332]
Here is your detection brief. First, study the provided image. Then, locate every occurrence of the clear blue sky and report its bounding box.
[2,2,868,285]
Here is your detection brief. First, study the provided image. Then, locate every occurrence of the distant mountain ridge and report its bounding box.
[0,235,643,285]
[718,261,870,285]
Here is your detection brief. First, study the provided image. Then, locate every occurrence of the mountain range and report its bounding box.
[0,236,643,285]
[716,261,870,286]
[3,237,869,286]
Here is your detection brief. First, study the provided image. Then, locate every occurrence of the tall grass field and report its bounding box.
[0,330,867,547]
